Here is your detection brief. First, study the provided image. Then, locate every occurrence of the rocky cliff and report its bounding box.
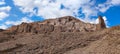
[7,16,106,33]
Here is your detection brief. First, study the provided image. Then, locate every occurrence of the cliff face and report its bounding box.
[7,16,106,33]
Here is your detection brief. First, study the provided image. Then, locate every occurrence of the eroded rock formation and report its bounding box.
[7,16,106,33]
[96,16,106,30]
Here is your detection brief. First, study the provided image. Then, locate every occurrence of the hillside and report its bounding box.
[0,16,120,54]
[64,26,120,54]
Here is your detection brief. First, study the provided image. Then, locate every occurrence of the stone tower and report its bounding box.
[96,16,106,30]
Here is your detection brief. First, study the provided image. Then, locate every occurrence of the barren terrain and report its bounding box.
[0,16,120,54]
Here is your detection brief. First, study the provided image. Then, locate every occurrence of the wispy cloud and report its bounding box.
[0,2,11,20]
[0,24,7,29]
[0,6,11,12]
[0,12,9,20]
[96,0,120,13]
[5,17,33,25]
[111,0,120,5]
[0,0,5,5]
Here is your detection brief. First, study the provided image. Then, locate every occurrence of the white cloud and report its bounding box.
[96,0,120,13]
[21,17,33,23]
[13,0,93,19]
[5,17,33,25]
[103,16,109,28]
[0,6,11,20]
[0,0,5,5]
[111,0,120,5]
[82,5,98,22]
[0,12,9,20]
[97,4,111,13]
[0,24,7,29]
[0,6,11,12]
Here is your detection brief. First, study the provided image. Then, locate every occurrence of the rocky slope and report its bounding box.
[64,26,120,54]
[0,16,120,54]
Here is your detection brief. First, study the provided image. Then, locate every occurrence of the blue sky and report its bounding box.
[0,0,120,29]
